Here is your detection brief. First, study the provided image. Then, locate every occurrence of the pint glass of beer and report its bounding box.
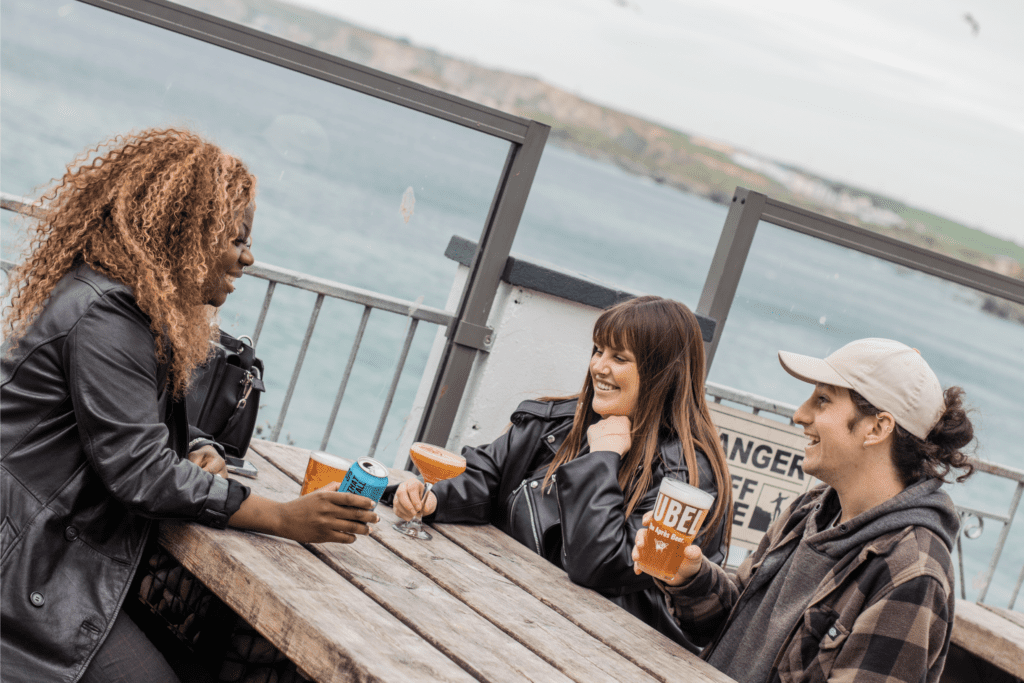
[635,477,715,582]
[299,451,353,496]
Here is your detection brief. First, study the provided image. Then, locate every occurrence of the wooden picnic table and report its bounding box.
[157,439,735,683]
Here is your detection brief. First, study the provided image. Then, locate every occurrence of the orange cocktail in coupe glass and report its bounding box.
[392,442,466,540]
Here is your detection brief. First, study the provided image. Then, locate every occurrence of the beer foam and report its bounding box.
[410,443,464,466]
[659,477,715,510]
[309,451,353,470]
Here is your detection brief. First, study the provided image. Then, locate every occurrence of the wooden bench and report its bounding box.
[948,600,1024,681]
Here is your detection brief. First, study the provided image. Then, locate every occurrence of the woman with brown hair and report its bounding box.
[393,295,733,650]
[1,129,377,683]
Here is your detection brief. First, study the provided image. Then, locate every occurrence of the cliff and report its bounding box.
[188,0,1024,291]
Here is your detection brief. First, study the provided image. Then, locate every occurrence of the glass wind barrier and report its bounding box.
[1,0,512,465]
[173,0,727,310]
[513,146,726,306]
[708,220,1024,606]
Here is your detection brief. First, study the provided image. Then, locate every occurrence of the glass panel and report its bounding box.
[1,0,511,465]
[513,146,727,306]
[709,220,1024,606]
[174,0,728,309]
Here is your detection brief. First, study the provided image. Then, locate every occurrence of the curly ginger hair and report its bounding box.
[2,128,257,397]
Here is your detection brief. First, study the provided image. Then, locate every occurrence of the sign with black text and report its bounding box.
[709,403,818,551]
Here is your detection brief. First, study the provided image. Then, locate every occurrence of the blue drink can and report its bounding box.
[337,457,389,506]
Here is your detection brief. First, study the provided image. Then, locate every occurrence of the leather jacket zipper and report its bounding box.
[511,479,543,553]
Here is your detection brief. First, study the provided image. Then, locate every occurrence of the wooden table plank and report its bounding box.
[251,440,663,683]
[246,443,578,683]
[434,522,734,683]
[951,599,1024,679]
[249,439,414,488]
[159,450,477,683]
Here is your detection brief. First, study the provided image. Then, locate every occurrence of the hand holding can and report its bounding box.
[336,457,389,507]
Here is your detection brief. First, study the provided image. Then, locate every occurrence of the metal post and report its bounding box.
[414,120,549,452]
[320,305,373,450]
[696,188,766,370]
[976,481,1023,604]
[270,294,324,442]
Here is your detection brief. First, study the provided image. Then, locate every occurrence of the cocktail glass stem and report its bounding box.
[392,481,434,540]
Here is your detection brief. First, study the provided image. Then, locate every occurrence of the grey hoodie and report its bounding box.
[706,478,959,683]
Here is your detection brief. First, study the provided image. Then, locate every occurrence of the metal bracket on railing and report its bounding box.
[450,320,495,352]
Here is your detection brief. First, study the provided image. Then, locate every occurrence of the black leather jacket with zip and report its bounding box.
[428,397,728,652]
[1,263,249,683]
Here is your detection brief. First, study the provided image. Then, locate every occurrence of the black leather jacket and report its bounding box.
[1,263,248,683]
[430,398,728,652]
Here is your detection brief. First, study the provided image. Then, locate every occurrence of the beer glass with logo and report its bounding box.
[392,442,466,540]
[634,477,714,582]
[299,451,353,496]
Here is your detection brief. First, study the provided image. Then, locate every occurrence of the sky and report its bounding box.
[293,0,1024,246]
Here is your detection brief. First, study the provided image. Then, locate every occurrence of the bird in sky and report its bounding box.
[963,12,980,36]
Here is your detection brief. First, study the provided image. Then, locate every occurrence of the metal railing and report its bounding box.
[705,380,1024,610]
[241,261,453,454]
[0,193,454,458]
[707,381,799,419]
[5,194,1020,609]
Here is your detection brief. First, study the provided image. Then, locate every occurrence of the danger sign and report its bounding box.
[709,402,818,551]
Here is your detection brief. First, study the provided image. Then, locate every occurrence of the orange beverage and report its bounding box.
[409,443,466,484]
[299,451,353,496]
[635,478,714,582]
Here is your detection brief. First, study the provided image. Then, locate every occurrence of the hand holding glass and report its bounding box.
[392,443,466,540]
[633,478,714,582]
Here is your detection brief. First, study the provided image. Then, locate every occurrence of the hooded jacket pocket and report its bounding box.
[791,605,849,681]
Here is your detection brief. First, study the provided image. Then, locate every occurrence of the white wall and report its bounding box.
[395,264,603,465]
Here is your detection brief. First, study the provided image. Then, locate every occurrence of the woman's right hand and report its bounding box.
[631,511,704,586]
[393,478,437,520]
[229,485,378,544]
[587,415,632,456]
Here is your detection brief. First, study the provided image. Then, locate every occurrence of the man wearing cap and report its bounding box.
[632,338,975,683]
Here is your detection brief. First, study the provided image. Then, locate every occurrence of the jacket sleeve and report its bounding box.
[187,424,227,458]
[553,449,657,595]
[658,555,746,645]
[65,292,239,528]
[658,486,823,646]
[430,426,517,525]
[823,575,952,683]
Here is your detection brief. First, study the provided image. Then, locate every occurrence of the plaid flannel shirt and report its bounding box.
[661,484,956,683]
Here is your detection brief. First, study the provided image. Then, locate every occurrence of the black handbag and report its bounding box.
[186,329,265,458]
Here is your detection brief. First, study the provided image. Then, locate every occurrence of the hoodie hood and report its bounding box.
[810,478,960,559]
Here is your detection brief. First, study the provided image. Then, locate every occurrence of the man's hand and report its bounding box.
[393,478,436,520]
[587,415,632,456]
[632,510,704,586]
[189,445,227,478]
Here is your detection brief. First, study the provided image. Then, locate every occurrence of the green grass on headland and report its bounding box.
[201,0,1024,284]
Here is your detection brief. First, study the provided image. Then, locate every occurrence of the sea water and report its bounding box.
[2,0,1021,607]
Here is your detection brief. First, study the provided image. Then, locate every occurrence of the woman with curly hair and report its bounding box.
[1,129,378,683]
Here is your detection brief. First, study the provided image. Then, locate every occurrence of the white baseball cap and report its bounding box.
[778,338,944,440]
